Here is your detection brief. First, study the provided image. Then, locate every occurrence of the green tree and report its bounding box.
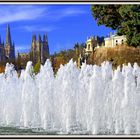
[16,52,21,70]
[91,5,140,47]
[34,61,41,74]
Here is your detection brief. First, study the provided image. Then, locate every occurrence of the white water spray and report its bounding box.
[0,60,139,134]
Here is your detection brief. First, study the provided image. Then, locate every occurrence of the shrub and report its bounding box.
[93,45,140,69]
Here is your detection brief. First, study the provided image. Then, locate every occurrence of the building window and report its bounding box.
[116,40,118,46]
[88,44,90,50]
[122,39,124,44]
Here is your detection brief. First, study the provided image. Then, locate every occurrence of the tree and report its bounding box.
[74,43,80,56]
[34,61,41,74]
[16,52,21,70]
[91,5,140,47]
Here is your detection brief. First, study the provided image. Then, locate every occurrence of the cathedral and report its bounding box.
[0,24,50,69]
[18,33,50,68]
[0,25,15,62]
[30,34,50,64]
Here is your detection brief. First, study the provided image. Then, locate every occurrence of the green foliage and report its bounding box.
[91,5,121,29]
[34,61,41,74]
[91,5,140,47]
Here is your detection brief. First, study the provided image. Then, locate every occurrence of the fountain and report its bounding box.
[0,60,140,135]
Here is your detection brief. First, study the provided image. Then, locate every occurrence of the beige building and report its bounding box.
[84,33,126,56]
[85,37,95,55]
[85,35,105,56]
[104,33,126,48]
[78,33,127,67]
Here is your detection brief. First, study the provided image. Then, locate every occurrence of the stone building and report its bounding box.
[5,25,15,61]
[18,34,50,67]
[84,33,126,56]
[104,33,126,48]
[84,36,104,56]
[0,24,15,62]
[77,33,126,67]
[30,34,49,64]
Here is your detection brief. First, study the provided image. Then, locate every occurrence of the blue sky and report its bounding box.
[0,4,114,55]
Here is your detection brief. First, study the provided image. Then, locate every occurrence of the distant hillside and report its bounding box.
[51,45,140,72]
[93,45,140,69]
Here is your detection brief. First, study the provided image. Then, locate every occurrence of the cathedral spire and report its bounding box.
[13,42,15,47]
[32,34,36,42]
[43,34,48,42]
[38,34,41,42]
[0,35,1,44]
[45,34,48,42]
[6,24,12,46]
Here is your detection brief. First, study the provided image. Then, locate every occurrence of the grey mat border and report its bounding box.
[0,0,140,2]
[0,0,139,139]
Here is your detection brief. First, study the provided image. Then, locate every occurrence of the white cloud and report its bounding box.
[45,7,87,21]
[11,25,58,33]
[0,5,47,24]
[0,5,87,25]
[21,25,57,32]
[15,44,30,53]
[62,7,86,15]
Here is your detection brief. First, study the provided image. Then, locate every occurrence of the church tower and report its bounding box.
[30,33,50,65]
[41,34,49,64]
[5,24,15,61]
[30,34,38,64]
[38,34,42,63]
[0,35,5,61]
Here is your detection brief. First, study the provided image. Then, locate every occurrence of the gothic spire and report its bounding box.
[43,34,45,42]
[43,34,48,42]
[45,34,48,41]
[13,42,15,47]
[38,34,41,42]
[32,34,36,42]
[6,24,12,46]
